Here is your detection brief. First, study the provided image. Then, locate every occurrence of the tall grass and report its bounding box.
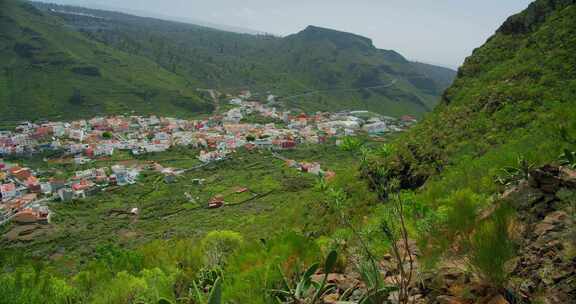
[466,205,516,288]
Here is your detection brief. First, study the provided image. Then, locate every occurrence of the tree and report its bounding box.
[201,231,244,268]
[102,131,113,139]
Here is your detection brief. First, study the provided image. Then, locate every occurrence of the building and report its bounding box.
[13,206,50,224]
[254,138,272,149]
[1,183,17,201]
[69,129,85,142]
[301,162,322,175]
[9,166,32,181]
[198,150,229,163]
[111,166,139,186]
[229,98,242,105]
[208,195,224,209]
[58,188,74,202]
[363,122,388,134]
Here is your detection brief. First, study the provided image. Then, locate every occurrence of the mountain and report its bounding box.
[371,0,576,189]
[365,1,576,301]
[28,2,456,118]
[0,0,213,124]
[1,1,575,303]
[276,26,454,113]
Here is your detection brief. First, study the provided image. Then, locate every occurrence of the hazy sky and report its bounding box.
[40,0,534,68]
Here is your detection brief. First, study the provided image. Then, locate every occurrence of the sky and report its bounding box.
[39,0,534,69]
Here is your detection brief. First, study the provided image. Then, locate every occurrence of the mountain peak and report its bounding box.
[291,25,375,50]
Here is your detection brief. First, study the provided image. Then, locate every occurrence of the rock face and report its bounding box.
[498,0,576,35]
[412,166,575,304]
[503,166,576,304]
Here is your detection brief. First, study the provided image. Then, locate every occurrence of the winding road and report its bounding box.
[281,79,398,100]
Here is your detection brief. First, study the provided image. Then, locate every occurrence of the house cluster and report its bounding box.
[0,91,416,166]
[0,158,142,226]
[0,91,418,223]
[1,160,50,225]
[51,164,141,202]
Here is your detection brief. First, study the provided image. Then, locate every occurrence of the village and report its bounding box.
[0,91,417,227]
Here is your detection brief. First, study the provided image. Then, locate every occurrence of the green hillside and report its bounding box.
[370,0,576,190]
[363,1,576,301]
[31,2,456,118]
[0,0,213,124]
[5,0,576,303]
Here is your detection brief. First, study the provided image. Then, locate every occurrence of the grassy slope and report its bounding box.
[0,0,213,123]
[32,3,456,118]
[371,0,576,189]
[275,26,444,116]
[364,0,576,261]
[1,145,366,269]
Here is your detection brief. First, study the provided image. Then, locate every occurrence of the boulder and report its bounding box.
[534,222,556,236]
[542,211,568,225]
[529,165,562,194]
[501,181,544,211]
[559,167,576,187]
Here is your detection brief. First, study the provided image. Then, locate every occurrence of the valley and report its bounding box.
[1,91,400,268]
[0,0,456,123]
[1,0,575,304]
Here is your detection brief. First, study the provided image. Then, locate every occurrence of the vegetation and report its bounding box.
[365,0,576,290]
[466,205,516,288]
[270,250,338,304]
[10,2,457,122]
[559,149,576,169]
[0,0,213,124]
[2,0,576,303]
[200,231,244,268]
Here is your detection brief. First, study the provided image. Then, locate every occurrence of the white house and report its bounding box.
[144,143,169,153]
[224,108,243,124]
[69,129,85,142]
[229,98,242,105]
[363,122,388,134]
[94,144,114,157]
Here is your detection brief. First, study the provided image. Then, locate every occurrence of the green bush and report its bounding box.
[201,230,244,268]
[222,232,320,304]
[441,189,485,237]
[466,205,516,288]
[339,136,363,153]
[559,149,576,169]
[0,266,80,304]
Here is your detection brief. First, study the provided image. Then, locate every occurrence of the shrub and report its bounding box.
[441,189,485,237]
[94,244,144,274]
[201,231,244,268]
[0,266,80,304]
[102,131,113,139]
[559,149,576,169]
[222,232,320,304]
[466,205,516,288]
[91,271,147,304]
[494,155,535,186]
[339,136,363,152]
[374,144,394,159]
